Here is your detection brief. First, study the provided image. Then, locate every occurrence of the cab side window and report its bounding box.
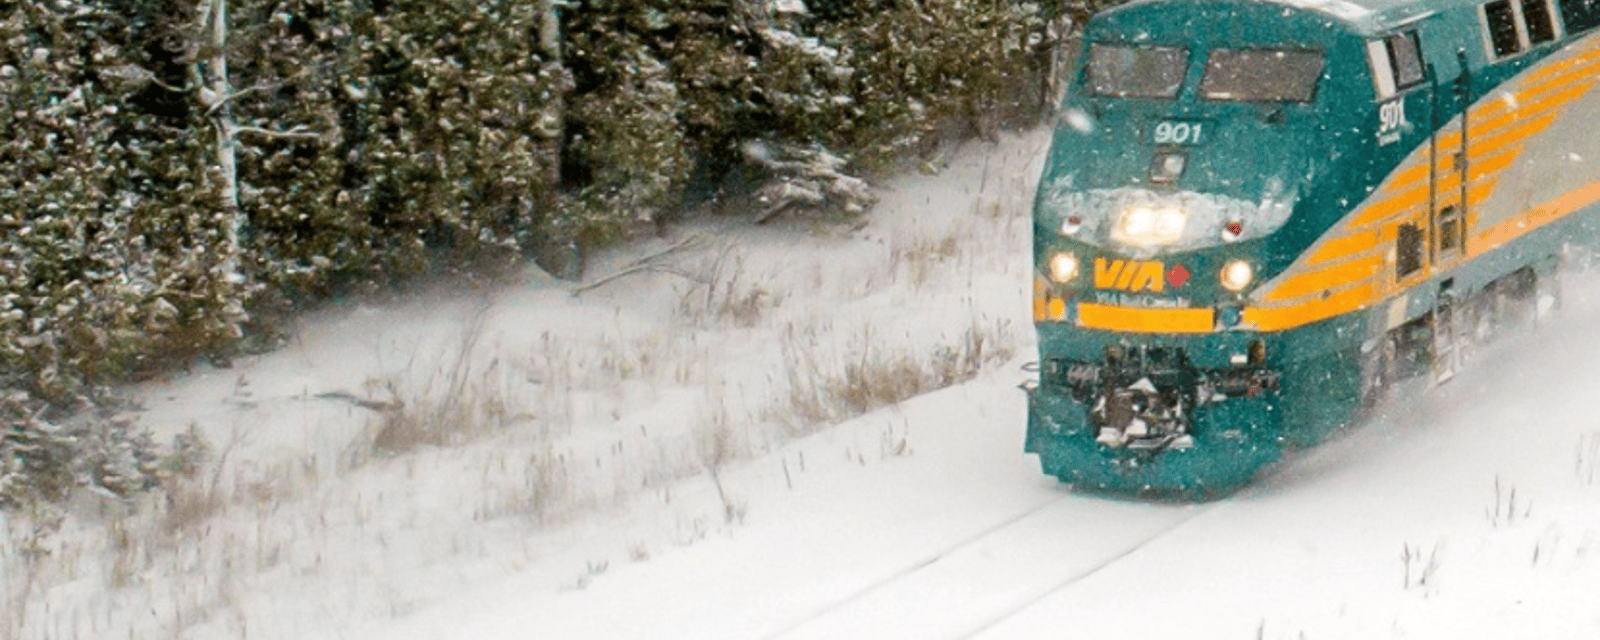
[1485,0,1524,57]
[1524,0,1559,42]
[1368,31,1425,99]
[1483,0,1563,59]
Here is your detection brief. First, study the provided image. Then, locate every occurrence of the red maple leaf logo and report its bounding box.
[1166,264,1190,288]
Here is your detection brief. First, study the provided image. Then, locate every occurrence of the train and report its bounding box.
[1025,0,1600,498]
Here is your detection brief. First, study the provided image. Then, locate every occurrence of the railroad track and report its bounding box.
[760,493,1215,640]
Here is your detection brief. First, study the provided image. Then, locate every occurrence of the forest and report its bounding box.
[0,0,1113,508]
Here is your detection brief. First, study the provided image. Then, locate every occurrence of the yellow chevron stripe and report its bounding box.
[1253,176,1600,332]
[1477,57,1600,122]
[1243,283,1375,332]
[1350,159,1510,229]
[1477,68,1600,124]
[1263,253,1384,303]
[1380,80,1591,193]
[1307,229,1382,266]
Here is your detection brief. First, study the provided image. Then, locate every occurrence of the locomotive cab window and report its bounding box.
[1200,49,1324,102]
[1524,0,1559,43]
[1483,0,1563,59]
[1485,0,1523,56]
[1368,31,1426,98]
[1085,44,1189,98]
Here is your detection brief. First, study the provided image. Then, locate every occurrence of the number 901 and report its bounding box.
[1154,121,1203,145]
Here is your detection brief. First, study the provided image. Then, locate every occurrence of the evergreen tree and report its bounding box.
[0,0,1086,510]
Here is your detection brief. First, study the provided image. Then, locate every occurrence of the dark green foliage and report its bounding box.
[0,390,165,509]
[0,0,1084,508]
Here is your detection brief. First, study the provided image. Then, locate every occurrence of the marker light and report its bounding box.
[1113,206,1187,246]
[1222,220,1244,242]
[1048,252,1080,283]
[1060,215,1082,236]
[1220,260,1254,292]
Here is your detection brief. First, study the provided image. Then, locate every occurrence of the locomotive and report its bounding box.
[1026,0,1600,497]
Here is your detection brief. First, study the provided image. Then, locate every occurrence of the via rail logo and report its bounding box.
[1093,258,1190,293]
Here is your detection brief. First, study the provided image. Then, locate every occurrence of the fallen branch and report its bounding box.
[569,235,705,296]
[314,390,403,413]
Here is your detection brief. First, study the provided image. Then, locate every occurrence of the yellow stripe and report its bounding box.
[1476,59,1600,122]
[1077,304,1213,334]
[1472,111,1558,160]
[1244,284,1375,332]
[1383,159,1434,195]
[1477,74,1597,125]
[1351,157,1510,229]
[1253,177,1600,332]
[1307,229,1384,266]
[1262,253,1384,303]
[1381,89,1579,195]
[1474,179,1600,251]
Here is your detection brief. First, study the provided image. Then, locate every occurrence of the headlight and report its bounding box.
[1124,208,1155,235]
[1220,260,1254,292]
[1113,206,1186,246]
[1048,252,1079,283]
[1155,209,1185,236]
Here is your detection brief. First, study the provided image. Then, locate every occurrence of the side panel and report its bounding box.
[1244,29,1600,331]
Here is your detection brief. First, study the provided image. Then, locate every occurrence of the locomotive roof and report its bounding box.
[1103,0,1448,35]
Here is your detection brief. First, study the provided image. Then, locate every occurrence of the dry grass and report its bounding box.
[675,246,782,328]
[0,136,1042,639]
[1486,475,1533,528]
[2,507,61,640]
[1399,539,1444,590]
[889,227,963,291]
[776,314,1013,435]
[354,302,528,462]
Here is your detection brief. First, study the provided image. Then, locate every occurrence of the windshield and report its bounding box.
[1085,44,1189,99]
[1201,49,1325,102]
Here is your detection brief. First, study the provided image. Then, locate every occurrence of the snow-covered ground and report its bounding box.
[5,129,1600,639]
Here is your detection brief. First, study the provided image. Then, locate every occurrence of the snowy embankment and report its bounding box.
[1,131,1041,638]
[7,128,1600,640]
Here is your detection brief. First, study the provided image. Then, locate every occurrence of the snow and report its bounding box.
[6,128,1600,639]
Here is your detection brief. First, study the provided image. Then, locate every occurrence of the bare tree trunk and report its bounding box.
[533,0,582,279]
[192,0,242,280]
[537,0,560,58]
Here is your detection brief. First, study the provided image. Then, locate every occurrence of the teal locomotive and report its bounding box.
[1027,0,1600,497]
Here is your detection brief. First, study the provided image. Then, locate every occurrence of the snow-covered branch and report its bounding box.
[230,125,321,141]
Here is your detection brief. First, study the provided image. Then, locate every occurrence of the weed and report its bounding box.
[2,505,62,637]
[1400,539,1444,590]
[697,405,749,524]
[889,225,964,290]
[367,302,518,457]
[1486,475,1532,528]
[880,418,913,459]
[676,245,780,328]
[774,314,1011,436]
[525,448,571,522]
